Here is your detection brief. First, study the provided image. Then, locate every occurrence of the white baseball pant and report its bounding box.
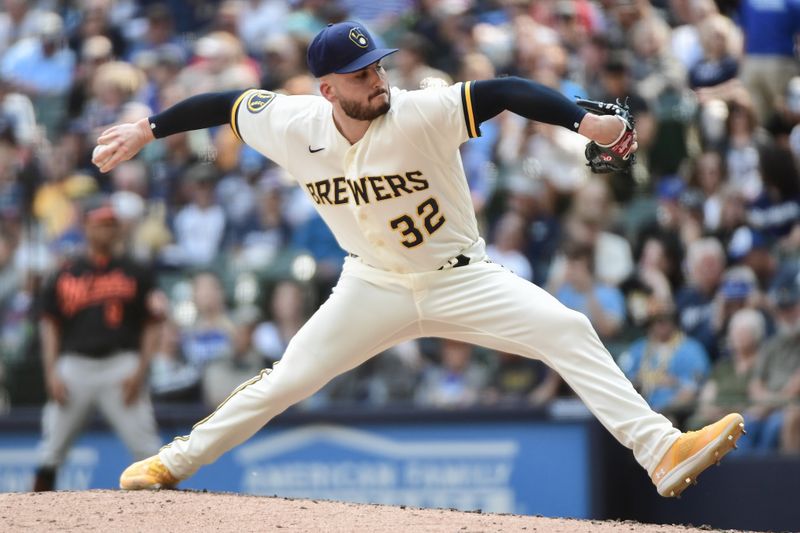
[160,257,680,478]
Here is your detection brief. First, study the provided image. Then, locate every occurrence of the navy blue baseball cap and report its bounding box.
[307,22,398,78]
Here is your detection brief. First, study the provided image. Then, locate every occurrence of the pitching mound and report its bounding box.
[1,490,746,532]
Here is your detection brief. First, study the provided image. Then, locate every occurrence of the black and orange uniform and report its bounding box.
[34,253,162,491]
[42,255,156,357]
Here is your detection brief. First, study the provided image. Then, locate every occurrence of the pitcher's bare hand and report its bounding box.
[93,118,155,173]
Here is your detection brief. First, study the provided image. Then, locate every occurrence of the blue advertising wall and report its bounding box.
[0,420,593,517]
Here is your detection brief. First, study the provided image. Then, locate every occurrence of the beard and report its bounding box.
[339,89,391,121]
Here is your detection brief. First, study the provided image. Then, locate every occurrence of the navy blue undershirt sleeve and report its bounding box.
[148,90,246,139]
[470,77,587,132]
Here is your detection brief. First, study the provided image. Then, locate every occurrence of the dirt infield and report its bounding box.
[0,490,750,532]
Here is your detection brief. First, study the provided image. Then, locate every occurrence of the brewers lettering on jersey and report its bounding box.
[98,22,744,499]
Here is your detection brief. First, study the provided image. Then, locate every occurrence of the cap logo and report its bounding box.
[246,90,275,113]
[348,27,369,48]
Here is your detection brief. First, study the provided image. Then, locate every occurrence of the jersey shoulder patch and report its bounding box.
[245,90,276,114]
[231,89,279,141]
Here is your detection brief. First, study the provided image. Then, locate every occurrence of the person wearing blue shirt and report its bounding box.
[619,297,711,416]
[738,0,800,121]
[0,13,75,97]
[1,12,75,138]
[554,241,626,340]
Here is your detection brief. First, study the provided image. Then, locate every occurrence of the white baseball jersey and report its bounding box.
[156,80,684,491]
[230,82,484,273]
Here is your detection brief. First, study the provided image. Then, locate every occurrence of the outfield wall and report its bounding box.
[0,405,796,531]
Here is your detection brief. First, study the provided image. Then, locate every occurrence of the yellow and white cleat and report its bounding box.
[652,413,745,498]
[119,455,180,490]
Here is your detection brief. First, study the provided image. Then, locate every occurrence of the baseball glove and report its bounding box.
[576,97,636,174]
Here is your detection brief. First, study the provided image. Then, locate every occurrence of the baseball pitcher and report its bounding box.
[95,23,744,499]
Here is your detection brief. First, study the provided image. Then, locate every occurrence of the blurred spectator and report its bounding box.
[483,352,560,407]
[284,0,335,40]
[709,266,767,347]
[259,34,306,91]
[291,212,346,290]
[748,146,800,242]
[458,52,498,216]
[0,229,46,407]
[743,267,800,451]
[149,319,201,402]
[163,163,226,268]
[237,0,290,56]
[317,340,424,408]
[621,234,680,335]
[0,115,24,218]
[592,51,654,199]
[202,305,264,407]
[415,340,489,408]
[0,75,38,148]
[181,271,235,373]
[538,43,588,100]
[688,308,765,429]
[510,126,587,196]
[0,229,16,308]
[619,295,710,419]
[388,33,451,91]
[688,14,741,90]
[696,98,732,151]
[135,45,185,114]
[727,226,776,290]
[66,35,114,121]
[67,0,127,59]
[713,184,749,245]
[580,34,610,100]
[676,237,726,358]
[549,178,634,287]
[504,172,560,286]
[177,31,259,95]
[216,151,267,242]
[0,0,43,56]
[487,211,533,282]
[689,151,726,232]
[738,0,800,123]
[230,178,292,272]
[361,341,424,406]
[1,11,76,137]
[784,404,800,453]
[147,84,202,204]
[33,172,98,247]
[253,280,311,364]
[669,0,719,70]
[725,100,767,203]
[173,271,235,399]
[131,200,172,264]
[552,241,626,340]
[126,3,184,64]
[80,61,146,138]
[630,15,686,103]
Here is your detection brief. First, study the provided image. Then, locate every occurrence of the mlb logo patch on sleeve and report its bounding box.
[247,91,276,113]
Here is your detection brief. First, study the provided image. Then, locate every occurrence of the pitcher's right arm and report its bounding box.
[93,90,246,173]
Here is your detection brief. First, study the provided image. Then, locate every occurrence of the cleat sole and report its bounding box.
[657,414,745,498]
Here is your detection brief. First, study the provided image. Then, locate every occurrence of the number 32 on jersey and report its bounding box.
[389,197,446,248]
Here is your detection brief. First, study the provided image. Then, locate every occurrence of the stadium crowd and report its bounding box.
[0,0,799,454]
